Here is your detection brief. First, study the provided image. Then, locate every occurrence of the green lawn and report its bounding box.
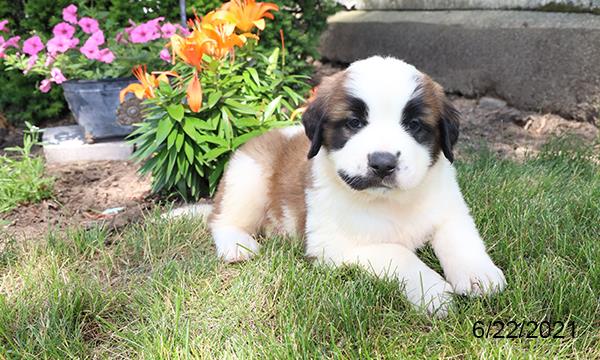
[1,139,598,359]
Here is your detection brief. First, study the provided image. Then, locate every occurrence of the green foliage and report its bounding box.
[130,47,309,200]
[0,123,54,213]
[256,0,341,74]
[0,0,338,125]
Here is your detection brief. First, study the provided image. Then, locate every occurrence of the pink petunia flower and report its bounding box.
[146,17,164,28]
[46,36,74,54]
[78,17,99,34]
[22,36,44,56]
[39,79,52,93]
[160,23,177,38]
[50,68,67,84]
[52,22,76,39]
[0,20,8,32]
[4,35,20,48]
[97,48,115,63]
[159,48,171,62]
[80,38,100,59]
[89,30,105,46]
[62,5,78,25]
[130,23,160,43]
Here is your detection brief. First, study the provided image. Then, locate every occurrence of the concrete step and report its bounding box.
[348,0,600,11]
[42,125,133,163]
[320,10,600,121]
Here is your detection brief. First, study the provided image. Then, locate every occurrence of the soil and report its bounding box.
[1,161,153,242]
[1,84,598,243]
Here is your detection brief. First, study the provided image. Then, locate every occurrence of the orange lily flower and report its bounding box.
[120,66,178,102]
[187,70,203,112]
[221,0,279,33]
[201,22,246,59]
[170,33,214,69]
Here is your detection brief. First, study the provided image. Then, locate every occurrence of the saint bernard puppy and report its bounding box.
[208,56,506,315]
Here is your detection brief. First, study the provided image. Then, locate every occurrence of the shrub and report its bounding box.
[0,123,54,213]
[126,1,310,200]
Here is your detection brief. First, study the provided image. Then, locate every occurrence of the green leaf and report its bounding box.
[175,132,185,152]
[207,91,222,109]
[167,129,178,149]
[155,117,174,145]
[209,161,226,195]
[204,147,229,161]
[184,141,194,164]
[247,67,260,86]
[182,117,203,142]
[262,95,282,122]
[224,99,257,115]
[267,48,280,75]
[167,104,185,122]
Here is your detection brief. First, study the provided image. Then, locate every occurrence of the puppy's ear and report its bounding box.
[439,98,460,163]
[302,97,327,159]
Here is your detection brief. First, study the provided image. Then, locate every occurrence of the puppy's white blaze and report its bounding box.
[210,152,267,261]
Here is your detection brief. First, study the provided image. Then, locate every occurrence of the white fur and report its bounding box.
[209,56,506,314]
[210,152,266,262]
[162,203,213,220]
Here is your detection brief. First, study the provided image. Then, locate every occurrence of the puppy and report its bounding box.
[208,56,506,315]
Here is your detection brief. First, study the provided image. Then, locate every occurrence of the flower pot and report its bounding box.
[62,77,137,142]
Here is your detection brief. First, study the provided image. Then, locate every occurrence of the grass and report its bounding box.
[0,138,598,358]
[0,124,54,213]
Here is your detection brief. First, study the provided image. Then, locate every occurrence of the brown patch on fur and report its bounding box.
[209,129,311,236]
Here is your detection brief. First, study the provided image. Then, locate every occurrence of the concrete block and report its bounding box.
[42,125,133,163]
[349,0,600,11]
[320,10,600,121]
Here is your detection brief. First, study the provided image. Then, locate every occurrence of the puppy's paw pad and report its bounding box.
[448,261,506,296]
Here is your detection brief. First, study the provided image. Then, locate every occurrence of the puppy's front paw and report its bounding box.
[446,259,506,296]
[406,276,453,317]
[420,282,453,318]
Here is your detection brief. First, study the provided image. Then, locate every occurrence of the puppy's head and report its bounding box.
[303,56,459,194]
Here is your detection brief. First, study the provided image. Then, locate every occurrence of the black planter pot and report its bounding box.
[62,77,137,142]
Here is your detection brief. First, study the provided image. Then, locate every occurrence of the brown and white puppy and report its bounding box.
[207,56,506,315]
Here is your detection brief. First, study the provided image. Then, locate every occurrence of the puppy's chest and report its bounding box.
[306,190,437,249]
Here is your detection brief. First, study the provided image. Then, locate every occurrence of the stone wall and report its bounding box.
[347,0,600,10]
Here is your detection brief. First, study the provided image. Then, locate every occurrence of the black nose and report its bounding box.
[368,152,398,178]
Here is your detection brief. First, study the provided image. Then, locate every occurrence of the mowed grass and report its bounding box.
[0,139,598,359]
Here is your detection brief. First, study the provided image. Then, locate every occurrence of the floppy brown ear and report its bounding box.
[302,97,327,159]
[439,98,460,163]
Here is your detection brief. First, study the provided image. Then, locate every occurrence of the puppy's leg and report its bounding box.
[341,244,452,316]
[432,216,506,296]
[210,152,268,263]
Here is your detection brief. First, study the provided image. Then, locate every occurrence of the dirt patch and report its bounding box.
[1,161,153,242]
[453,96,598,159]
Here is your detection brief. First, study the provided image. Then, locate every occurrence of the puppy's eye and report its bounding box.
[407,119,422,131]
[346,118,365,130]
